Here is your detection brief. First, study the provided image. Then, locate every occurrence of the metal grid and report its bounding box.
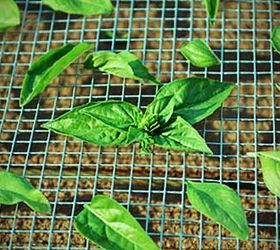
[0,0,279,249]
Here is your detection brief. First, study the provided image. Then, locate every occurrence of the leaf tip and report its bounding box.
[40,202,52,214]
[153,78,161,84]
[203,146,213,155]
[19,95,28,107]
[41,122,51,130]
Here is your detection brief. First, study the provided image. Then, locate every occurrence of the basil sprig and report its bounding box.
[0,171,51,213]
[75,195,159,250]
[42,77,235,153]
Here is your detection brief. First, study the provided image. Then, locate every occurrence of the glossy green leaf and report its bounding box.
[142,77,235,128]
[276,84,280,92]
[271,26,280,54]
[80,100,142,129]
[42,0,114,16]
[180,39,220,68]
[255,151,280,197]
[0,171,51,213]
[203,0,220,25]
[20,43,92,107]
[75,195,159,250]
[0,0,20,32]
[153,116,212,154]
[84,51,159,84]
[42,101,144,146]
[187,181,249,240]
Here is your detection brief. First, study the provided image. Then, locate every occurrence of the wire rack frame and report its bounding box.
[0,0,280,249]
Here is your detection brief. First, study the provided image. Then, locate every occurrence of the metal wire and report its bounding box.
[0,0,280,249]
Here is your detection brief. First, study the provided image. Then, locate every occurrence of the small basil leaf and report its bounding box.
[80,100,143,129]
[255,151,280,197]
[271,26,280,54]
[84,51,159,84]
[187,181,249,240]
[42,0,114,16]
[74,195,159,250]
[20,43,92,107]
[126,127,151,145]
[42,102,141,146]
[0,171,51,213]
[276,84,280,91]
[153,116,212,154]
[203,0,220,25]
[143,77,235,126]
[140,96,175,131]
[0,0,20,32]
[180,39,220,68]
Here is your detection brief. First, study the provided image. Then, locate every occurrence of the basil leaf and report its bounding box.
[0,171,51,213]
[75,195,159,250]
[84,51,159,84]
[139,96,175,131]
[276,84,280,92]
[0,0,20,32]
[20,43,92,107]
[42,102,143,146]
[153,116,212,154]
[42,0,114,16]
[180,39,220,68]
[80,100,143,129]
[143,77,235,127]
[187,181,249,240]
[255,151,280,197]
[126,127,151,145]
[203,0,220,25]
[271,26,280,54]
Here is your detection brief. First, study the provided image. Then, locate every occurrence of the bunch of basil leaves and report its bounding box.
[42,77,235,154]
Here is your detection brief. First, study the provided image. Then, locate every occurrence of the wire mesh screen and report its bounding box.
[0,0,279,249]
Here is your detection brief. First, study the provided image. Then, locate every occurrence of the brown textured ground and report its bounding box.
[0,0,280,249]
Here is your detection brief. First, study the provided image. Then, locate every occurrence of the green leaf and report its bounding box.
[42,101,144,146]
[20,43,92,107]
[75,195,159,250]
[276,84,280,92]
[84,51,159,84]
[0,0,20,32]
[271,26,280,54]
[180,39,220,68]
[140,96,175,131]
[255,151,280,197]
[187,182,249,240]
[203,0,220,25]
[153,116,212,154]
[0,171,51,213]
[42,0,114,16]
[142,77,235,127]
[80,100,142,129]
